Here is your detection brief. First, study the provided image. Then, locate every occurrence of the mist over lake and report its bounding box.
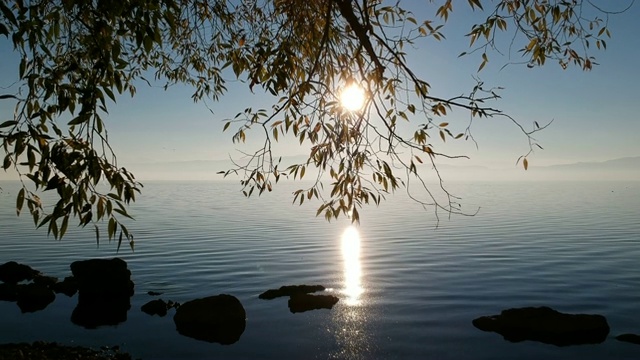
[1,180,639,359]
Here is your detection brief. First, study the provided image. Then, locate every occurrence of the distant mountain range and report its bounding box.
[544,156,640,170]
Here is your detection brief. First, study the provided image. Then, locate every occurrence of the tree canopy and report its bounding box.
[0,0,631,247]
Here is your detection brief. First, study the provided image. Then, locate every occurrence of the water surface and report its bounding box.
[0,180,639,359]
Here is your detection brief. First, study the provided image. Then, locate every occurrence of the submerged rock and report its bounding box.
[0,261,39,284]
[70,258,134,329]
[288,294,339,313]
[616,333,640,345]
[259,285,326,300]
[142,299,169,317]
[174,294,246,344]
[53,276,78,297]
[472,306,609,346]
[16,283,56,313]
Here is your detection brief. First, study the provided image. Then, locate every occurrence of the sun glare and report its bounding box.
[341,225,363,306]
[340,84,365,112]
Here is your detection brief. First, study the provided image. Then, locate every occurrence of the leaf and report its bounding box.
[523,158,529,170]
[223,122,231,131]
[60,215,69,239]
[16,188,25,216]
[0,120,17,128]
[0,2,17,26]
[117,232,123,252]
[108,217,117,240]
[439,130,446,142]
[439,122,448,127]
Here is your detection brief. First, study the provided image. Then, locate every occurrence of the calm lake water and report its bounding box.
[0,180,639,359]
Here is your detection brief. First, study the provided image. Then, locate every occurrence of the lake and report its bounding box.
[1,180,639,359]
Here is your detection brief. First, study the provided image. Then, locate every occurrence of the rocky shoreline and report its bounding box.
[0,342,133,360]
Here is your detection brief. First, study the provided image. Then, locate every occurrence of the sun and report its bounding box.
[340,84,365,112]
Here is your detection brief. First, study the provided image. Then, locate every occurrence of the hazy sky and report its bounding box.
[0,1,638,181]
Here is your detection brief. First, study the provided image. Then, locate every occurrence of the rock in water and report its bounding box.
[70,258,134,328]
[141,299,169,317]
[616,333,640,345]
[288,294,339,313]
[53,276,78,297]
[259,285,326,300]
[0,261,39,284]
[472,306,609,346]
[16,283,56,313]
[174,294,246,344]
[70,258,134,298]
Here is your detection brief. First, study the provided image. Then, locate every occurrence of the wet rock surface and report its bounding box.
[259,285,326,300]
[473,306,610,346]
[288,294,339,313]
[174,294,246,344]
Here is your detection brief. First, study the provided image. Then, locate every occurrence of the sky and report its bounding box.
[0,1,639,181]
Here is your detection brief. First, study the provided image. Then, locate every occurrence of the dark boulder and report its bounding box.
[0,282,19,302]
[0,261,39,284]
[616,333,640,345]
[288,294,339,313]
[53,276,78,297]
[472,306,609,346]
[70,258,134,298]
[16,283,56,313]
[174,294,246,344]
[259,285,326,300]
[70,258,134,329]
[141,299,169,317]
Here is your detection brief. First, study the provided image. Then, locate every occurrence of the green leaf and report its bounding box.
[0,120,17,128]
[108,217,117,240]
[16,188,25,216]
[117,231,123,252]
[67,116,87,126]
[0,2,17,26]
[60,215,69,239]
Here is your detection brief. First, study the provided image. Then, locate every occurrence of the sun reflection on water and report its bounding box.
[341,225,363,306]
[330,225,372,358]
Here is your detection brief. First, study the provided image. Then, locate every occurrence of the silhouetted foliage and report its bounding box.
[0,0,632,241]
